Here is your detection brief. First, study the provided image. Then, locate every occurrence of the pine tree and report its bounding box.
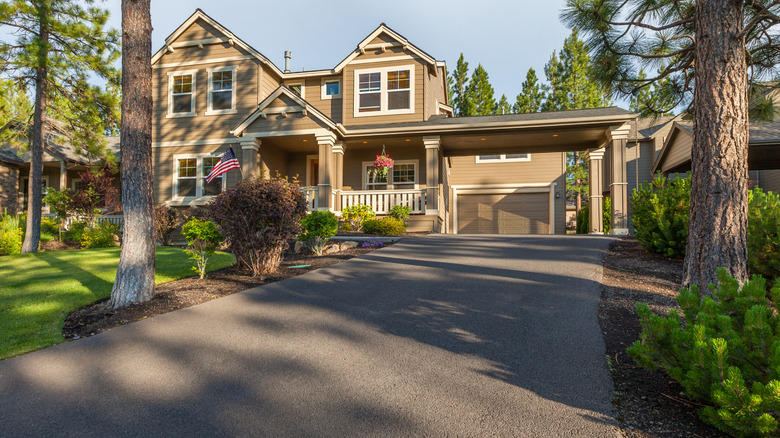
[0,79,33,148]
[448,53,470,116]
[629,69,676,117]
[558,28,604,110]
[495,94,511,115]
[0,0,120,253]
[465,64,495,116]
[514,68,543,113]
[541,52,566,112]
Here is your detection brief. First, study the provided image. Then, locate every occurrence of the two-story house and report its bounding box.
[151,9,637,235]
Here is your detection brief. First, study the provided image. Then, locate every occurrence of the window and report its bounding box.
[362,160,417,190]
[174,155,226,199]
[321,79,341,100]
[21,176,48,211]
[354,65,415,117]
[288,83,303,98]
[206,66,237,115]
[364,165,388,190]
[476,154,531,163]
[168,70,197,117]
[392,162,415,188]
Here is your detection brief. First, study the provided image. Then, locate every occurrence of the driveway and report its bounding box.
[0,235,619,437]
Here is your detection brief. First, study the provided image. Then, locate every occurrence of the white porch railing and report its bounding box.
[300,186,319,210]
[340,189,426,214]
[43,213,124,229]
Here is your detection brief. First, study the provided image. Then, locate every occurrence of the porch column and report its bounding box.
[332,141,345,212]
[423,136,440,214]
[240,138,261,179]
[59,160,67,190]
[587,148,605,234]
[316,132,336,210]
[608,124,631,235]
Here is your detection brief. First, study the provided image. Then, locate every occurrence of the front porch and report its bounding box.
[301,186,426,215]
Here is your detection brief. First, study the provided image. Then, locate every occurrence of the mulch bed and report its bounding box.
[63,246,377,341]
[600,237,728,437]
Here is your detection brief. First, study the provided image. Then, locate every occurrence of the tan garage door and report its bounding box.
[457,192,549,234]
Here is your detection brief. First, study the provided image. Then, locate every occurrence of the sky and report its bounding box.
[101,0,583,107]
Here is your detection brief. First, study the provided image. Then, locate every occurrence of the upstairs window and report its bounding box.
[288,83,303,98]
[206,67,237,115]
[476,154,531,163]
[354,65,415,117]
[168,70,197,117]
[322,79,341,100]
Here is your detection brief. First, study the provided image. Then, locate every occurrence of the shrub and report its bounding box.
[388,205,412,222]
[628,269,780,436]
[298,210,338,256]
[748,188,780,284]
[80,221,119,249]
[182,218,223,279]
[0,213,23,256]
[362,217,406,236]
[630,174,690,257]
[40,216,60,236]
[341,203,375,232]
[65,221,88,243]
[154,205,178,246]
[70,168,120,226]
[575,198,612,234]
[208,176,307,278]
[44,188,73,240]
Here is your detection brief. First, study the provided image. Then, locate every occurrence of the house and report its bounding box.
[150,9,636,235]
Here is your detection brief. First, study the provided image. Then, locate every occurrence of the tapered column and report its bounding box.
[609,124,631,235]
[587,148,605,234]
[423,136,440,214]
[316,132,337,210]
[332,141,345,211]
[240,138,261,179]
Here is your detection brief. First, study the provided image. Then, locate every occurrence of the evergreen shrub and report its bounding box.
[629,269,780,436]
[341,203,375,232]
[748,188,780,284]
[630,174,690,257]
[362,217,406,236]
[182,218,223,279]
[299,210,338,256]
[208,176,307,278]
[575,197,612,234]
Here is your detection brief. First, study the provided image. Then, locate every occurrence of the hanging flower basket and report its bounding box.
[373,153,394,178]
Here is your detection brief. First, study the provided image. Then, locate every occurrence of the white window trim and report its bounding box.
[287,82,304,99]
[321,78,342,100]
[172,153,228,201]
[167,70,198,118]
[475,154,532,163]
[361,159,419,190]
[353,64,415,118]
[71,178,82,191]
[205,65,238,116]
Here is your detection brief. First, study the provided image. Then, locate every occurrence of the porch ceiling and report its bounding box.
[438,126,608,157]
[260,134,318,153]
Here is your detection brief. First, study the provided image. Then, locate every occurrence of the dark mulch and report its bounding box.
[63,246,377,341]
[600,237,728,437]
[41,240,80,251]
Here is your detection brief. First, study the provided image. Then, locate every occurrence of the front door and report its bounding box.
[310,159,319,186]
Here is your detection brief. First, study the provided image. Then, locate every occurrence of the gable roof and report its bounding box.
[230,85,337,137]
[332,23,438,74]
[0,147,23,165]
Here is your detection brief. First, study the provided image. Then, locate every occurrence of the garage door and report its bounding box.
[457,192,550,234]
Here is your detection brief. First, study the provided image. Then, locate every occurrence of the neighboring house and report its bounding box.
[0,148,23,214]
[151,9,638,235]
[652,121,780,194]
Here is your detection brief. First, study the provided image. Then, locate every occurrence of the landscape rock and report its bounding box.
[294,241,307,254]
[324,244,341,254]
[340,241,359,251]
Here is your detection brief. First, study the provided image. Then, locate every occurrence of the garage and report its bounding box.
[455,191,551,234]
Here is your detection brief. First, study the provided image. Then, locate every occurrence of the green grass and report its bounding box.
[0,246,235,360]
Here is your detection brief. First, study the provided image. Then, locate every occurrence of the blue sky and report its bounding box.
[102,0,579,106]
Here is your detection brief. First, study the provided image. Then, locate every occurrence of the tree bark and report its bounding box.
[21,18,49,254]
[109,0,155,308]
[682,0,750,291]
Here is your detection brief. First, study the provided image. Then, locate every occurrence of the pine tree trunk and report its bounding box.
[682,0,749,291]
[109,0,155,308]
[21,23,49,254]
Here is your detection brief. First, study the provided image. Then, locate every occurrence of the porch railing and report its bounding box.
[340,189,426,215]
[43,213,124,229]
[300,186,319,210]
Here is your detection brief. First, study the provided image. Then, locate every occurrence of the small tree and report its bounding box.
[43,187,73,241]
[154,205,178,246]
[71,168,120,226]
[298,211,338,256]
[208,176,307,278]
[182,218,223,280]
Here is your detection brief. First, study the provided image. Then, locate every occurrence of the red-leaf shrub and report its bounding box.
[71,167,120,225]
[208,176,307,278]
[154,205,178,246]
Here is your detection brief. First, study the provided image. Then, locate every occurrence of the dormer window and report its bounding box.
[167,70,197,118]
[354,65,414,117]
[206,66,238,115]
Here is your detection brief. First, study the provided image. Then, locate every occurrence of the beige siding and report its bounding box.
[627,139,657,195]
[759,169,780,194]
[662,131,693,173]
[153,143,241,205]
[282,75,343,123]
[260,145,290,179]
[425,65,448,118]
[244,112,329,133]
[341,146,427,191]
[287,152,311,185]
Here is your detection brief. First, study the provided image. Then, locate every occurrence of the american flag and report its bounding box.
[206,147,241,183]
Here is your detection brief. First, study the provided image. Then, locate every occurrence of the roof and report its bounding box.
[231,86,337,136]
[631,115,680,140]
[0,147,23,165]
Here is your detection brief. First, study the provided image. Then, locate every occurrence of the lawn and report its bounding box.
[0,246,235,360]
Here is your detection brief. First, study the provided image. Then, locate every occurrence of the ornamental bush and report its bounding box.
[629,269,780,436]
[388,205,412,222]
[80,221,119,249]
[299,210,338,256]
[630,174,690,257]
[154,205,178,246]
[341,203,375,232]
[362,217,406,236]
[182,218,223,279]
[748,188,780,284]
[208,176,307,278]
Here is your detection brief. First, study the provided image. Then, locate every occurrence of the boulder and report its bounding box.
[340,241,359,251]
[324,244,341,254]
[294,241,307,254]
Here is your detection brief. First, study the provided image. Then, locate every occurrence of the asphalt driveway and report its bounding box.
[0,235,620,437]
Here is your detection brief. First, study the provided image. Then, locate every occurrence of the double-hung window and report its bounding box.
[206,66,237,115]
[354,65,414,117]
[174,154,226,199]
[363,160,417,190]
[168,70,197,117]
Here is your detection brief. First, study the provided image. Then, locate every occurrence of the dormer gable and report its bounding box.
[333,23,438,75]
[231,86,336,137]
